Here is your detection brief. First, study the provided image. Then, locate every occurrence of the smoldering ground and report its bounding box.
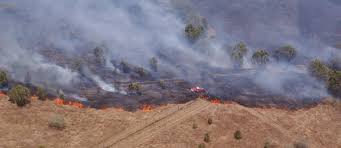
[0,0,339,108]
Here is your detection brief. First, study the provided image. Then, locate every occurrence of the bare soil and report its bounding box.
[0,96,340,148]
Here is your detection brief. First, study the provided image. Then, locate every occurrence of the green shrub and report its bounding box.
[273,45,297,62]
[208,118,213,125]
[8,85,30,107]
[192,123,198,129]
[234,130,242,140]
[252,50,270,65]
[149,57,158,72]
[48,114,65,130]
[36,87,47,101]
[185,24,204,42]
[230,42,248,68]
[293,142,308,148]
[309,59,331,81]
[204,133,210,143]
[198,143,206,148]
[0,70,8,87]
[128,83,141,92]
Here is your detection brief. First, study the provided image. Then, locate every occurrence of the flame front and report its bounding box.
[54,98,84,109]
[211,99,221,104]
[141,104,153,112]
[0,92,7,97]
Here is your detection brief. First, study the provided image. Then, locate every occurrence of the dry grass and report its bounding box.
[0,96,340,148]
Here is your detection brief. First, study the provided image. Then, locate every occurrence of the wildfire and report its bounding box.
[30,96,38,101]
[141,104,153,112]
[54,98,84,109]
[210,99,221,104]
[0,91,7,97]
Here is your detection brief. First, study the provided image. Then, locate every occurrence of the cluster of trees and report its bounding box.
[227,42,298,68]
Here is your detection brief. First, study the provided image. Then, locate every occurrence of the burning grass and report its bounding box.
[140,104,154,112]
[54,98,85,109]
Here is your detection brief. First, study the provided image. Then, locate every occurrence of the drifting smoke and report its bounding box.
[0,0,339,100]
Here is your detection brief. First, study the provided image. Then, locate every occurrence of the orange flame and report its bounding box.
[211,99,221,104]
[141,104,153,112]
[30,96,38,101]
[54,98,84,109]
[0,92,7,97]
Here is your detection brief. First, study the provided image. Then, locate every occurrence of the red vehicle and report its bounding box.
[190,86,206,93]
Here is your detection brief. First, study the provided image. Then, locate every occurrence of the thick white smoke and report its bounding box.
[0,0,338,99]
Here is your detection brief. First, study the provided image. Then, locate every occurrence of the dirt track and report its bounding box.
[95,99,210,148]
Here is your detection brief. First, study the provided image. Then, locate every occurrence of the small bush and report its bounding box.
[128,83,141,91]
[273,45,297,62]
[0,70,8,87]
[198,143,206,148]
[234,130,242,140]
[36,87,47,101]
[136,67,148,77]
[8,85,30,107]
[185,24,204,42]
[48,114,65,130]
[192,123,198,129]
[120,61,131,73]
[208,118,213,125]
[158,80,166,89]
[204,133,210,143]
[293,142,308,148]
[252,50,270,65]
[149,57,158,72]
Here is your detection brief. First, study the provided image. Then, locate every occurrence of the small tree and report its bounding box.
[204,133,210,143]
[309,59,331,81]
[252,50,270,65]
[24,72,31,85]
[120,61,131,73]
[8,85,30,107]
[185,24,204,42]
[273,45,297,62]
[0,70,8,87]
[234,130,242,140]
[230,42,248,68]
[327,70,341,97]
[149,57,158,72]
[36,86,47,101]
[93,46,105,65]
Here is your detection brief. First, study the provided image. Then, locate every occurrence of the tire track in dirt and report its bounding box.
[95,99,210,148]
